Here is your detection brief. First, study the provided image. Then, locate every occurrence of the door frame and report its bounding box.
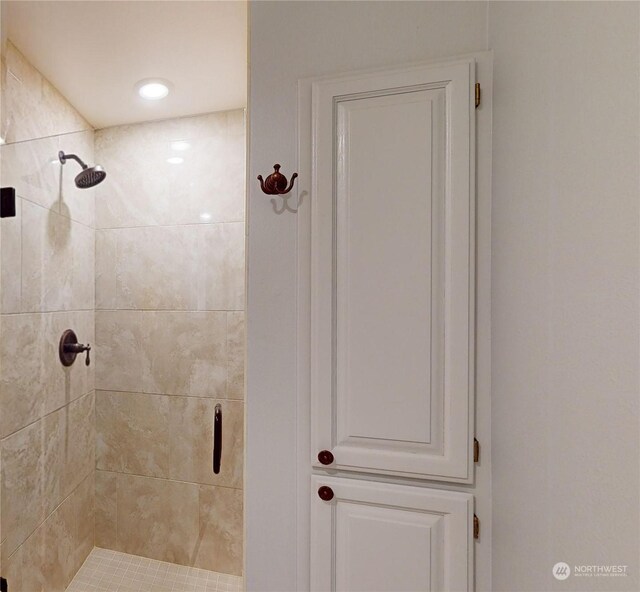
[295,50,493,591]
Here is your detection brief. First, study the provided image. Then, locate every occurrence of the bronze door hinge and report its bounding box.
[473,514,480,539]
[475,83,481,108]
[474,438,480,463]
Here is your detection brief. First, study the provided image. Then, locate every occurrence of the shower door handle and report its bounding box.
[213,403,222,474]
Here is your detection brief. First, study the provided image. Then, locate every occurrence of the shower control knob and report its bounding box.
[317,450,334,465]
[317,486,334,502]
[59,329,91,367]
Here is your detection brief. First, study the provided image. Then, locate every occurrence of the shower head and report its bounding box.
[74,165,106,189]
[58,151,107,188]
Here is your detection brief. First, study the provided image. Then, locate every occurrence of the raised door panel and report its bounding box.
[310,476,473,592]
[310,60,475,481]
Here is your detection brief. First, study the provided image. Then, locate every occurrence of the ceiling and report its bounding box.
[1,1,247,128]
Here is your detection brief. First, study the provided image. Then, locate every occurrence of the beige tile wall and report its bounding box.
[0,40,96,590]
[94,111,245,576]
[0,40,245,585]
[0,42,91,145]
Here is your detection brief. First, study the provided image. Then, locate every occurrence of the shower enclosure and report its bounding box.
[0,25,245,592]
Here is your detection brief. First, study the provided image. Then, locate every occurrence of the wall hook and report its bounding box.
[257,164,298,195]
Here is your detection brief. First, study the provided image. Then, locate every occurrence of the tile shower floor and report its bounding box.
[66,548,243,592]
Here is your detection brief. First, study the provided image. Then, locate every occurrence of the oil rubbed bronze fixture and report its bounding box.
[58,151,107,189]
[59,329,91,367]
[318,485,334,501]
[213,403,222,474]
[0,187,16,218]
[257,164,298,195]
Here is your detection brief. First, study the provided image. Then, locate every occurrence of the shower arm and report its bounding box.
[58,151,88,169]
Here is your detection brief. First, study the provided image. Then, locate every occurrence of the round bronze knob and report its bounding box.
[318,450,334,465]
[318,486,334,501]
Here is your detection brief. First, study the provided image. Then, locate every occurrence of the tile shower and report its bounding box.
[0,41,245,591]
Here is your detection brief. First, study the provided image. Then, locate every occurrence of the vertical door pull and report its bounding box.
[1,187,16,218]
[213,403,222,474]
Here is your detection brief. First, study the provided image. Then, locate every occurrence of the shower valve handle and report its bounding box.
[64,342,91,366]
[59,330,91,366]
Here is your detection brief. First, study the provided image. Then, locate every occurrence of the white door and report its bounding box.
[310,475,474,592]
[308,59,476,482]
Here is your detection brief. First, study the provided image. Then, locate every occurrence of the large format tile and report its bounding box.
[95,110,245,229]
[227,312,245,400]
[116,473,199,566]
[42,405,67,517]
[169,398,243,489]
[95,311,227,397]
[0,135,95,319]
[42,487,77,592]
[66,392,96,495]
[20,526,46,592]
[21,199,94,313]
[97,225,199,311]
[199,223,244,311]
[1,394,95,558]
[95,228,117,309]
[21,199,72,312]
[94,310,147,394]
[1,41,91,145]
[1,546,23,592]
[196,485,243,575]
[42,473,94,592]
[149,311,227,396]
[73,471,96,572]
[0,135,60,212]
[97,390,170,478]
[0,38,97,592]
[0,472,94,592]
[96,392,243,487]
[1,419,44,556]
[59,129,96,228]
[1,197,22,313]
[1,524,44,592]
[0,310,94,437]
[95,470,117,549]
[96,222,244,311]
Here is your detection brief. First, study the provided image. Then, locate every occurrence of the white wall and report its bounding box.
[247,2,489,591]
[489,2,640,591]
[248,2,640,591]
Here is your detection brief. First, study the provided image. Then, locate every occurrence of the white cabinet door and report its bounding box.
[310,476,473,592]
[308,59,476,482]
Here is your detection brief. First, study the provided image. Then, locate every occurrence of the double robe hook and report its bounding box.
[257,164,298,195]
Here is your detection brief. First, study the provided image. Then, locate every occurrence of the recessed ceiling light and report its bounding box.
[0,136,5,145]
[171,140,191,151]
[167,156,184,165]
[136,79,171,101]
[199,212,212,222]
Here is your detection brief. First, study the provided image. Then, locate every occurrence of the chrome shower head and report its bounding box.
[58,151,107,188]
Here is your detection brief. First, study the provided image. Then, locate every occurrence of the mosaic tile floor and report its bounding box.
[66,548,243,592]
